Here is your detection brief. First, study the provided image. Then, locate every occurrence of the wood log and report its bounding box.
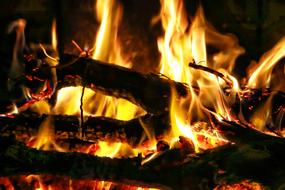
[0,112,170,147]
[0,53,190,115]
[2,54,284,123]
[1,120,285,189]
[54,54,190,115]
[28,54,285,122]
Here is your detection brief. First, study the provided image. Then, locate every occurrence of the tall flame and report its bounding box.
[90,0,140,121]
[157,0,243,151]
[92,0,129,67]
[55,0,140,121]
[53,0,143,164]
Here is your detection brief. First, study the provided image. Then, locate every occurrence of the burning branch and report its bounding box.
[188,62,233,87]
[27,54,190,115]
[0,112,170,147]
[1,120,285,189]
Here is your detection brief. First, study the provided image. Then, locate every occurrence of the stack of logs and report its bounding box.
[0,54,285,189]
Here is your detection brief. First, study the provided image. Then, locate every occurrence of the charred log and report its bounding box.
[2,54,284,121]
[54,54,190,115]
[31,55,285,119]
[233,88,285,131]
[0,112,170,147]
[1,120,285,189]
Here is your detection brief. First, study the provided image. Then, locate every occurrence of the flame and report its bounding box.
[245,37,285,131]
[90,0,139,121]
[29,100,51,115]
[157,0,191,82]
[5,1,285,189]
[7,19,26,81]
[157,0,239,151]
[91,141,140,158]
[157,0,197,150]
[92,0,129,67]
[0,103,18,117]
[28,117,65,152]
[247,37,285,89]
[250,94,274,131]
[54,0,140,119]
[52,0,143,164]
[51,18,57,51]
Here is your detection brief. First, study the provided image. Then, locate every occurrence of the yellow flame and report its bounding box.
[54,86,142,120]
[94,141,122,158]
[190,7,207,66]
[157,0,191,82]
[92,0,129,67]
[52,0,143,160]
[31,117,65,152]
[51,18,57,51]
[29,100,51,115]
[250,94,273,131]
[247,37,285,89]
[157,1,235,151]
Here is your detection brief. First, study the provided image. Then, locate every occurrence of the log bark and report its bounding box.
[2,54,284,125]
[0,112,170,147]
[1,120,285,189]
[54,54,190,115]
[34,54,285,125]
[0,53,191,115]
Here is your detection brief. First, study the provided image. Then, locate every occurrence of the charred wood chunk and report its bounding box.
[0,112,170,147]
[1,120,285,190]
[56,54,189,115]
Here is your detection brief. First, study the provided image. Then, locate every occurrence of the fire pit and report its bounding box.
[0,0,284,189]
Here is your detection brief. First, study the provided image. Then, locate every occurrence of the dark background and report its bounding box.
[0,0,285,75]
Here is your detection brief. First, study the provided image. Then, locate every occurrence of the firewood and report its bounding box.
[0,53,190,115]
[54,54,190,115]
[0,112,170,147]
[2,54,284,121]
[32,54,285,120]
[1,120,285,189]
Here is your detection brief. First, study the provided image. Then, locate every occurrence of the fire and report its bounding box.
[244,33,285,134]
[92,0,128,67]
[54,0,141,121]
[156,0,240,151]
[7,19,26,81]
[247,37,285,89]
[22,0,143,188]
[51,18,57,51]
[2,0,284,189]
[250,94,273,131]
[28,117,64,152]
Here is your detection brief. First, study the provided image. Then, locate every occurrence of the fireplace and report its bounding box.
[0,0,284,189]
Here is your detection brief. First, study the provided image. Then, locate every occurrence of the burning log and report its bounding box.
[2,53,284,121]
[0,112,170,147]
[26,54,285,116]
[1,120,285,189]
[0,53,190,115]
[54,54,190,115]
